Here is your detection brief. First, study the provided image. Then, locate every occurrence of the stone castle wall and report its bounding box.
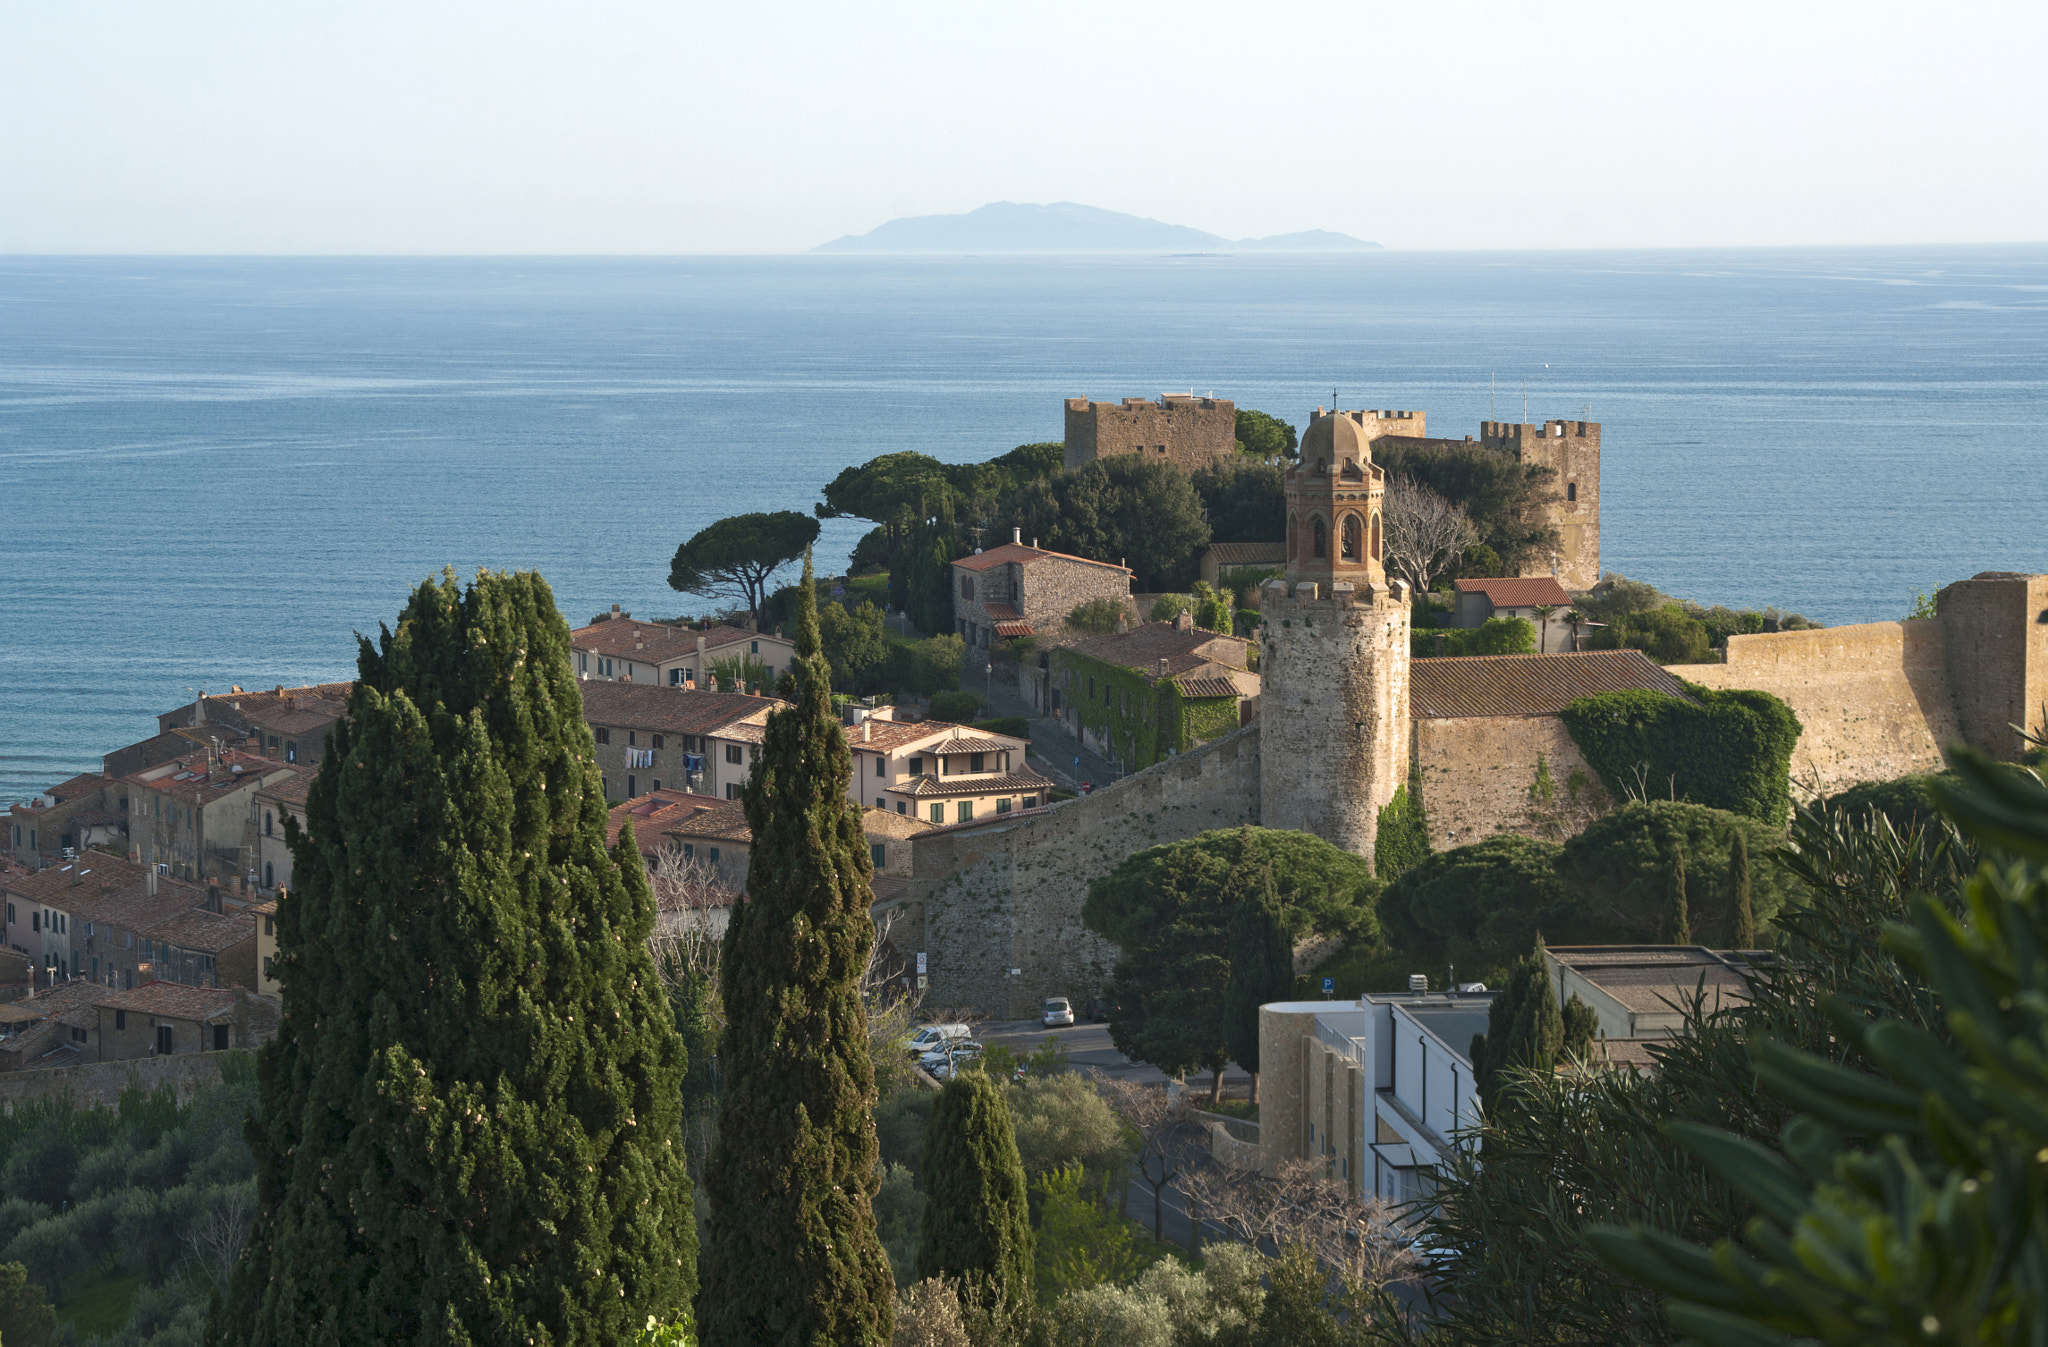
[908,725,1262,1017]
[1679,621,1960,796]
[1259,581,1410,858]
[1,1049,232,1114]
[1937,572,2048,762]
[1412,714,1613,850]
[1064,396,1237,475]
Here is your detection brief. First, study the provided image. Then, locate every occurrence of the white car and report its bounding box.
[905,1023,972,1058]
[1041,997,1075,1028]
[920,1042,982,1079]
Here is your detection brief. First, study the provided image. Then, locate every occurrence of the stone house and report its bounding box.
[139,905,258,990]
[606,788,729,862]
[951,531,1133,650]
[90,982,275,1062]
[1199,541,1286,590]
[157,683,354,766]
[577,681,782,803]
[571,609,798,689]
[253,771,311,895]
[7,772,124,865]
[4,854,147,980]
[662,799,933,903]
[844,712,1047,824]
[1451,576,1577,653]
[1051,614,1259,770]
[120,749,296,885]
[68,870,220,992]
[0,981,107,1071]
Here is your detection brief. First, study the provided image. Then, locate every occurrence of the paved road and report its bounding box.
[975,660,1124,791]
[975,1018,1253,1100]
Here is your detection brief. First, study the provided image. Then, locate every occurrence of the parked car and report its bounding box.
[905,1023,972,1059]
[920,1041,983,1079]
[1041,997,1074,1028]
[1085,999,1115,1023]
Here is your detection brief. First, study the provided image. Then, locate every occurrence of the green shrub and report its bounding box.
[928,690,981,723]
[1412,616,1536,658]
[1561,683,1801,825]
[1067,598,1125,634]
[1555,800,1797,948]
[1373,772,1430,881]
[1586,603,1713,664]
[1384,835,1569,978]
[1822,772,1946,833]
[1147,593,1193,624]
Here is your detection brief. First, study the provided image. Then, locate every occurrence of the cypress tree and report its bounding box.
[915,1071,1033,1308]
[1223,865,1294,1104]
[1730,828,1756,948]
[213,570,696,1346]
[1474,946,1563,1114]
[700,552,894,1346]
[1665,839,1692,945]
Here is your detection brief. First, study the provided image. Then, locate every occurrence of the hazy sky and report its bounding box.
[3,1,2042,253]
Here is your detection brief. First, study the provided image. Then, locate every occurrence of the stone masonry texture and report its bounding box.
[1064,395,1237,475]
[1479,420,1602,592]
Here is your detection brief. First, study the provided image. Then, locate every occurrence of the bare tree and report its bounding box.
[1179,1157,1420,1293]
[185,1182,256,1293]
[1382,474,1476,597]
[1090,1072,1194,1240]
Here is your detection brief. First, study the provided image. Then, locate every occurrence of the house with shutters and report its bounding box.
[253,771,311,895]
[843,710,1048,825]
[571,608,798,689]
[577,681,784,803]
[120,749,297,885]
[7,772,125,865]
[89,982,277,1063]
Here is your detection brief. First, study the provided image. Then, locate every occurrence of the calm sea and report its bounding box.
[3,249,2045,803]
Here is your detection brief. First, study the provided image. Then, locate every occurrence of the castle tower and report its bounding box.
[1479,419,1602,591]
[1259,410,1412,860]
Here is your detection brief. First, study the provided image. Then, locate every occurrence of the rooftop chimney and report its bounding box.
[1175,608,1193,633]
[1012,526,1022,546]
[194,692,206,725]
[147,868,158,896]
[862,720,872,743]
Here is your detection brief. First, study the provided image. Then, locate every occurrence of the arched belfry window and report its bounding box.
[1341,514,1362,562]
[1370,511,1382,561]
[1312,516,1328,560]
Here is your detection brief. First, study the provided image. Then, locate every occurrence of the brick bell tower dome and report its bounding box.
[1286,409,1387,589]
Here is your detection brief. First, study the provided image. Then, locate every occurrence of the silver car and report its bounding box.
[1042,997,1074,1028]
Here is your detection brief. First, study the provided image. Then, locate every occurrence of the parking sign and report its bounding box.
[1322,977,1335,996]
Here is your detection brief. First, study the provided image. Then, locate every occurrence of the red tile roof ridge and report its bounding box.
[951,543,1131,574]
[1452,576,1575,607]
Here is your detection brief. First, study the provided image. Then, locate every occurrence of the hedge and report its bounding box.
[1559,684,1801,825]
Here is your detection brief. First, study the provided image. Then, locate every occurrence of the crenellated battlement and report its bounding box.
[1479,419,1599,447]
[1063,393,1238,474]
[1259,578,1412,614]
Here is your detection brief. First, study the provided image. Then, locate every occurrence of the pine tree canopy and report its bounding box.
[1222,866,1295,1078]
[700,551,895,1347]
[915,1070,1034,1308]
[214,569,696,1347]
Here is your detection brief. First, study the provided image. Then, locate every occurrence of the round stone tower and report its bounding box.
[1258,409,1412,859]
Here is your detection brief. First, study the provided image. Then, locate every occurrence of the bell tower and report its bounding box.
[1259,409,1411,860]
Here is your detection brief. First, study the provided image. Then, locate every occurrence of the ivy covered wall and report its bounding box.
[1559,683,1803,825]
[1052,648,1242,771]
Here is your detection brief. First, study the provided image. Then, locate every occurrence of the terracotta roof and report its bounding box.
[254,772,313,808]
[141,907,256,954]
[4,854,149,907]
[577,681,785,737]
[992,621,1035,638]
[981,602,1023,621]
[1206,542,1286,566]
[201,683,354,739]
[926,736,1018,756]
[606,789,728,849]
[71,875,210,932]
[1172,676,1242,699]
[1409,651,1694,720]
[247,899,278,916]
[891,770,1053,799]
[43,773,110,803]
[570,617,787,662]
[124,752,292,805]
[719,720,769,745]
[952,543,1130,575]
[94,982,245,1023]
[665,799,753,844]
[1,980,105,1022]
[871,875,912,904]
[1063,622,1251,678]
[842,717,1006,755]
[1453,576,1575,608]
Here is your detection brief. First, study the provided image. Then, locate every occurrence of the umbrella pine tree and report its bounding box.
[1223,866,1294,1103]
[700,552,895,1346]
[213,570,695,1347]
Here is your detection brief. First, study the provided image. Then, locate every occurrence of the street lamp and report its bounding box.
[985,662,993,710]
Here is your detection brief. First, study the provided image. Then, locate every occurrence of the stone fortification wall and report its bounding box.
[912,725,1262,1018]
[1938,572,2048,762]
[1479,420,1601,591]
[1679,621,1959,796]
[1,1049,231,1113]
[1064,395,1237,475]
[1413,714,1612,850]
[1259,581,1410,859]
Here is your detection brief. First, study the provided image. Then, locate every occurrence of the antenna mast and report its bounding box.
[1489,371,1495,420]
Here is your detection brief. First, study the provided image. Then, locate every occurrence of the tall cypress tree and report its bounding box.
[915,1071,1033,1308]
[1472,946,1563,1115]
[1730,828,1756,948]
[700,552,894,1346]
[1664,836,1692,945]
[213,570,696,1347]
[1223,866,1294,1104]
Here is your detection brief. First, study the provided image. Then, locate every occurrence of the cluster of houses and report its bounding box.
[2,607,1062,1067]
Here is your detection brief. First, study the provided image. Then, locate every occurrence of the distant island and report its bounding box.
[812,201,1381,254]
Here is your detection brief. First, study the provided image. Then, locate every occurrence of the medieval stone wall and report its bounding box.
[1063,396,1237,475]
[910,724,1262,1017]
[1480,420,1602,591]
[0,1048,231,1114]
[1678,621,1959,796]
[1937,572,2048,762]
[1412,714,1613,850]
